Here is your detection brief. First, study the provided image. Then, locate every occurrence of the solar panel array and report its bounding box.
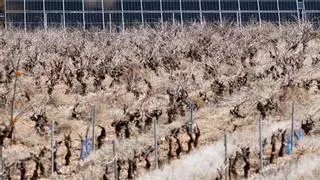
[3,0,319,30]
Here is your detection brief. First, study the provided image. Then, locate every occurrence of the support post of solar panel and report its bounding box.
[62,0,66,29]
[44,13,47,30]
[296,0,301,25]
[301,1,305,23]
[120,0,125,32]
[237,0,242,27]
[102,0,105,30]
[199,0,203,25]
[297,0,305,23]
[42,0,47,30]
[257,0,262,27]
[218,0,222,27]
[173,13,175,25]
[82,0,85,29]
[277,0,281,27]
[60,14,63,29]
[4,0,7,31]
[23,0,26,31]
[109,13,112,33]
[179,0,183,27]
[160,0,164,28]
[140,0,144,26]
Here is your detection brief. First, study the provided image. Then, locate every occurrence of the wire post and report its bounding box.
[259,115,263,175]
[92,104,96,151]
[291,101,295,153]
[153,118,158,169]
[224,133,228,180]
[51,120,55,175]
[113,140,119,180]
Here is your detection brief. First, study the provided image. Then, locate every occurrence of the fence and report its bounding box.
[3,0,320,31]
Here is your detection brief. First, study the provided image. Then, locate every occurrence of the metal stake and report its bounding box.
[259,115,263,175]
[189,103,194,135]
[92,105,96,151]
[291,101,295,153]
[113,140,119,180]
[153,118,158,169]
[51,120,55,175]
[224,133,228,180]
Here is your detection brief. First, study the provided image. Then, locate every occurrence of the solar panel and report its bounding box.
[3,0,319,29]
[278,0,297,11]
[304,0,320,10]
[240,0,258,11]
[259,0,278,11]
